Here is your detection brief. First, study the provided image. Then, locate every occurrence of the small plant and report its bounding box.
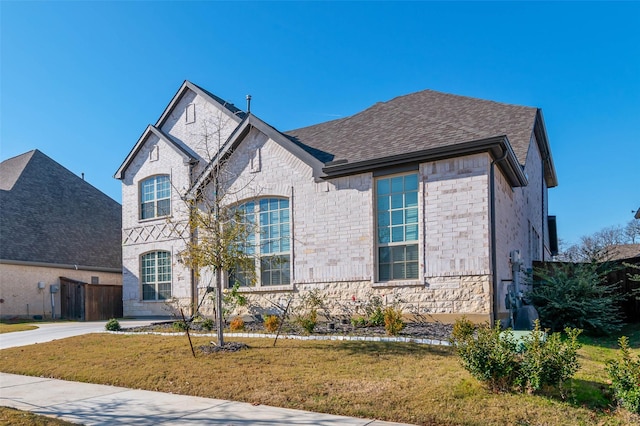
[229,317,245,331]
[383,306,405,336]
[450,319,582,394]
[451,316,476,341]
[298,309,317,334]
[201,318,214,331]
[221,282,248,322]
[518,321,582,393]
[105,318,121,331]
[263,315,280,332]
[173,320,188,332]
[364,295,385,326]
[606,336,640,414]
[350,316,367,327]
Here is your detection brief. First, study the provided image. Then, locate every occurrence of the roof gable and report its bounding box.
[0,150,36,191]
[188,114,326,197]
[114,125,198,180]
[1,150,122,269]
[156,80,245,129]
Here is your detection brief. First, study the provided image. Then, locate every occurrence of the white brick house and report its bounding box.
[115,81,558,323]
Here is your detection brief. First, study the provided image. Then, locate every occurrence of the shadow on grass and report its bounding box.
[303,339,455,357]
[578,323,640,349]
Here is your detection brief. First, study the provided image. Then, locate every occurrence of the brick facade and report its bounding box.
[117,83,554,323]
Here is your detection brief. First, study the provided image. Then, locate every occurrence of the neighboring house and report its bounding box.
[115,81,558,323]
[0,150,122,319]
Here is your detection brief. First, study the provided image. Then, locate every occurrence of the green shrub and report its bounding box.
[518,322,582,393]
[606,336,640,414]
[451,316,476,342]
[383,306,405,336]
[451,321,519,392]
[350,317,367,328]
[173,320,188,332]
[201,318,214,331]
[530,262,623,335]
[105,318,121,331]
[450,319,582,394]
[264,315,280,332]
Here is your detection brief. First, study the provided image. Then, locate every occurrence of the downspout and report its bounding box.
[541,154,547,262]
[490,148,508,326]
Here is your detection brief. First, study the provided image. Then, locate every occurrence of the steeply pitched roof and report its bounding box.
[286,89,557,186]
[1,150,122,269]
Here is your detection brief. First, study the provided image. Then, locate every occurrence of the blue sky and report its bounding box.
[1,1,638,246]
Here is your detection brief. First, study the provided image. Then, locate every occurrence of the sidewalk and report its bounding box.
[0,373,413,425]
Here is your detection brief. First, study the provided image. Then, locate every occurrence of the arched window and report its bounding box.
[141,251,172,300]
[231,198,291,287]
[140,175,171,220]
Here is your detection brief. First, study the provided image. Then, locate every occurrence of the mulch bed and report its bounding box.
[122,320,453,341]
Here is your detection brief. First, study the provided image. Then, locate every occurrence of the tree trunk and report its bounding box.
[216,268,224,346]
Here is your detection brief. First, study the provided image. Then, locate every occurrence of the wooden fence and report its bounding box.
[60,277,123,321]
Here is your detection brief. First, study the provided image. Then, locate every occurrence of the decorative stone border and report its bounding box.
[106,330,450,346]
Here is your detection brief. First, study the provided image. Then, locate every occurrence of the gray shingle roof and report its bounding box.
[0,150,122,269]
[285,89,539,168]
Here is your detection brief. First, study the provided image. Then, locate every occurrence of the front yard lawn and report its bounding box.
[1,326,639,425]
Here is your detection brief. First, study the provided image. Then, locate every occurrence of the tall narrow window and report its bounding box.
[140,175,171,219]
[230,198,291,287]
[376,173,419,281]
[141,251,172,300]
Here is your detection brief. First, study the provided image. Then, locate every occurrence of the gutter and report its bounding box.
[489,148,509,326]
[322,136,528,188]
[0,259,121,274]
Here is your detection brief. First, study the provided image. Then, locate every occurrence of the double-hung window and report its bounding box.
[140,175,171,220]
[376,173,419,281]
[141,251,172,301]
[231,198,291,287]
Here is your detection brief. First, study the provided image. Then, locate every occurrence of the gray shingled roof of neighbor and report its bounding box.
[285,89,556,185]
[0,150,122,270]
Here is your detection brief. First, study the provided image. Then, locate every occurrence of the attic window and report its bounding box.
[186,103,196,124]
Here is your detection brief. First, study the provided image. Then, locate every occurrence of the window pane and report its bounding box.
[378,212,390,227]
[405,207,418,224]
[406,244,419,261]
[392,246,406,262]
[379,264,391,281]
[405,174,418,191]
[157,199,170,217]
[142,284,156,300]
[377,179,390,195]
[393,263,406,280]
[391,226,404,242]
[279,199,289,209]
[391,210,404,225]
[378,227,390,244]
[406,224,419,241]
[377,196,389,211]
[391,177,403,193]
[280,209,290,222]
[379,246,390,263]
[141,203,154,220]
[406,261,419,279]
[391,193,403,209]
[405,191,418,207]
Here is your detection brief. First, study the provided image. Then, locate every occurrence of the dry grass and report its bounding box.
[0,323,38,334]
[0,331,638,425]
[0,407,76,426]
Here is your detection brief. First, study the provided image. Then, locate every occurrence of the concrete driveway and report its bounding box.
[0,319,159,350]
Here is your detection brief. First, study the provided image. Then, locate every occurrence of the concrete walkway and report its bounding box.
[0,321,414,425]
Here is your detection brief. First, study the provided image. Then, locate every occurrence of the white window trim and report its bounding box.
[140,250,172,302]
[139,175,172,221]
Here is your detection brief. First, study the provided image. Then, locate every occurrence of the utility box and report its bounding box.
[50,285,59,293]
